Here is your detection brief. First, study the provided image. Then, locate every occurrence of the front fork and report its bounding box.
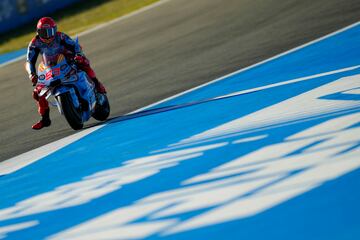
[53,87,80,115]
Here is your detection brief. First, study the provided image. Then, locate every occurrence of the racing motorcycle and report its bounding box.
[37,50,110,130]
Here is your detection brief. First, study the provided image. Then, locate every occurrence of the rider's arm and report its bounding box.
[59,32,82,55]
[25,38,39,76]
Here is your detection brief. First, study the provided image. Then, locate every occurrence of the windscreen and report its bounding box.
[42,53,66,67]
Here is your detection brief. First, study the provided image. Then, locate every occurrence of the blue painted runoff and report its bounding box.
[0,48,26,65]
[0,24,359,240]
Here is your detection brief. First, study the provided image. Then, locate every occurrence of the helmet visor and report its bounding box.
[37,27,57,39]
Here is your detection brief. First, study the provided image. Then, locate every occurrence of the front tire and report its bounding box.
[58,92,83,130]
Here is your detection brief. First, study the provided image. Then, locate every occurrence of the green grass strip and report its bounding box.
[0,0,160,54]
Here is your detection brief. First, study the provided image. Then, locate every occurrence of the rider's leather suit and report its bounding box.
[25,32,97,116]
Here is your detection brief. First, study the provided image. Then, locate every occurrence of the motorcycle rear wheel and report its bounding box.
[58,92,84,130]
[92,93,110,121]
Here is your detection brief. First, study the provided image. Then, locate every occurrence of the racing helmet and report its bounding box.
[37,17,57,43]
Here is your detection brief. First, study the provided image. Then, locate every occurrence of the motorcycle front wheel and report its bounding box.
[58,92,83,130]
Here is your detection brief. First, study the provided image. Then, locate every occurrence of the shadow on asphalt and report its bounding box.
[83,88,258,129]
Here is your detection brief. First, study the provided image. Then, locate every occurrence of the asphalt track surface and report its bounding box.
[0,0,359,162]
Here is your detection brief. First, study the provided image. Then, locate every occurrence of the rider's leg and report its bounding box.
[84,66,106,93]
[77,57,106,93]
[32,85,51,130]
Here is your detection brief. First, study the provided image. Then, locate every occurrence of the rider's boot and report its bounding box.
[92,77,106,93]
[32,109,51,130]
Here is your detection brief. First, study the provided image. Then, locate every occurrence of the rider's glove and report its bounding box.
[30,74,38,86]
[74,54,85,65]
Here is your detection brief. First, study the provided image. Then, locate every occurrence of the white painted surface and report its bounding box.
[47,76,360,239]
[0,221,38,239]
[0,125,104,176]
[0,144,225,221]
[174,71,360,147]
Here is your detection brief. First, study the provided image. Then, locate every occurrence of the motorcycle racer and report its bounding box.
[25,17,106,130]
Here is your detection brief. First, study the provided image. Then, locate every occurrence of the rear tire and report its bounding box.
[58,92,83,130]
[92,93,110,121]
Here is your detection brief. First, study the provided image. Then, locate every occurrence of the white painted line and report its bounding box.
[0,0,173,69]
[146,64,360,153]
[0,0,174,175]
[130,21,360,114]
[0,126,103,176]
[214,64,360,100]
[1,20,359,176]
[0,221,39,239]
[0,54,27,68]
[232,135,268,144]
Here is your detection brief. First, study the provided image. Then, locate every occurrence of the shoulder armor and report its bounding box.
[56,32,65,40]
[30,36,38,45]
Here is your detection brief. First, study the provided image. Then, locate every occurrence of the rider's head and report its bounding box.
[37,17,57,44]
